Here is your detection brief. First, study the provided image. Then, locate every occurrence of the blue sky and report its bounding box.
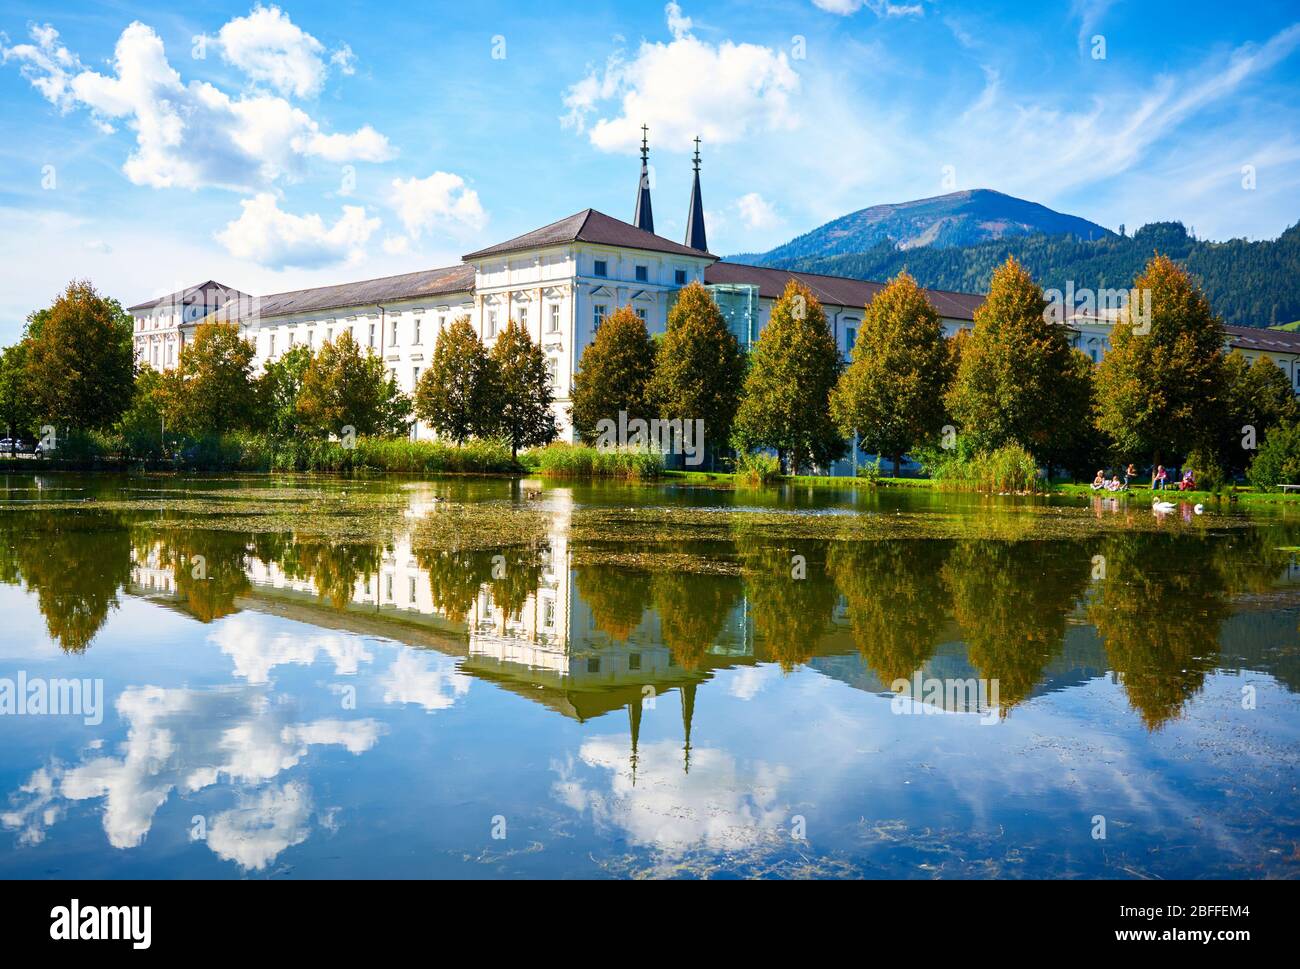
[1,0,1298,341]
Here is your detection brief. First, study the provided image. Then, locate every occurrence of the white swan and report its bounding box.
[1152,499,1176,513]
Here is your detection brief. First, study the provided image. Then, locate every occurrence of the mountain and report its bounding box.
[733,205,1300,329]
[741,189,1113,265]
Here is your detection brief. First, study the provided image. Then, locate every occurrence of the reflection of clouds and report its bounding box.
[2,684,383,868]
[726,665,780,701]
[554,738,790,855]
[211,612,374,684]
[380,651,472,711]
[207,781,313,871]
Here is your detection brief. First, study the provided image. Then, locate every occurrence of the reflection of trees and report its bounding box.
[651,571,743,669]
[135,527,251,622]
[944,540,1090,709]
[736,534,838,670]
[414,543,547,623]
[280,541,383,610]
[827,540,951,684]
[576,567,652,642]
[1088,533,1228,729]
[0,510,133,652]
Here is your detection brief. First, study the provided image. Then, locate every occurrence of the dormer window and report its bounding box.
[593,260,608,277]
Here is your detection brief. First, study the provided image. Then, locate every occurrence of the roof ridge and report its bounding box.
[250,263,469,302]
[720,260,982,301]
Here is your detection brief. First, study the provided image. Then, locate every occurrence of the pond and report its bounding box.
[0,473,1297,878]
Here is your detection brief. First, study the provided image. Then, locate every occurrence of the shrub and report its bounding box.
[734,450,782,486]
[856,456,883,484]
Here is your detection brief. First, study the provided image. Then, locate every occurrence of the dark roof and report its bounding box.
[1225,325,1300,354]
[705,262,985,321]
[128,280,247,312]
[463,209,715,261]
[197,264,474,325]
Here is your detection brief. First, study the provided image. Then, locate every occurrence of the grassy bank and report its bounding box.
[521,443,664,479]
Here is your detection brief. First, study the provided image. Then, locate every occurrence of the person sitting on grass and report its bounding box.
[1152,465,1168,490]
[1179,469,1196,491]
[1091,470,1106,490]
[1105,474,1125,492]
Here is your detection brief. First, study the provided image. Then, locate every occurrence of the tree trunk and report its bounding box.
[893,452,903,478]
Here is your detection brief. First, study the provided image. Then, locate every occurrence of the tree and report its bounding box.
[0,341,36,440]
[24,280,134,431]
[1221,350,1298,476]
[647,281,746,462]
[732,279,845,473]
[571,306,657,443]
[116,365,169,456]
[1094,253,1227,466]
[484,320,557,458]
[257,344,313,437]
[162,321,258,437]
[297,330,411,437]
[945,256,1090,464]
[830,271,951,475]
[414,316,495,443]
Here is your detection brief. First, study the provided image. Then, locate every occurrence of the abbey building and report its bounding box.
[129,138,1300,445]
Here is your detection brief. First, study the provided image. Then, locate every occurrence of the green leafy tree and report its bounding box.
[297,330,411,437]
[830,271,951,474]
[571,305,657,443]
[115,365,169,456]
[1248,419,1300,490]
[163,321,258,437]
[1094,253,1227,466]
[484,319,557,458]
[257,343,313,437]
[1221,350,1299,476]
[0,341,36,440]
[414,316,494,443]
[945,256,1090,464]
[24,280,134,431]
[732,279,845,473]
[647,282,746,462]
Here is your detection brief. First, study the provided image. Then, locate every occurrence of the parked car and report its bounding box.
[0,438,40,456]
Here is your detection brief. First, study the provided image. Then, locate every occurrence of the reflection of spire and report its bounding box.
[628,694,642,786]
[680,682,696,774]
[685,136,707,252]
[633,124,655,232]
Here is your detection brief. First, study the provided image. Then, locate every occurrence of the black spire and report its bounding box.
[685,136,707,252]
[680,682,696,775]
[633,124,654,233]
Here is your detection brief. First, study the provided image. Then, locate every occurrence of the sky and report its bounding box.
[1,0,1298,342]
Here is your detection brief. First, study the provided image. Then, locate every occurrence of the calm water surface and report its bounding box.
[1,473,1298,879]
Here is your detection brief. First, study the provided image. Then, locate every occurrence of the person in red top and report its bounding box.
[1152,465,1167,491]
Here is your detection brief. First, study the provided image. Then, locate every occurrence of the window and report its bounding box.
[517,308,528,329]
[675,269,687,285]
[385,574,393,601]
[269,334,276,357]
[844,327,856,352]
[390,317,398,344]
[635,265,648,282]
[593,304,607,329]
[635,307,647,322]
[593,259,608,277]
[369,323,376,348]
[308,330,315,347]
[413,366,421,387]
[629,653,641,671]
[543,599,555,628]
[486,310,497,338]
[548,304,560,333]
[408,576,416,604]
[587,657,601,674]
[288,331,295,346]
[414,318,422,344]
[326,327,333,343]
[545,357,558,386]
[438,315,447,333]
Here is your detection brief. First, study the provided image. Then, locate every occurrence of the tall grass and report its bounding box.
[524,443,664,479]
[931,443,1044,493]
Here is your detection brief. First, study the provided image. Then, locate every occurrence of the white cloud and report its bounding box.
[561,5,800,152]
[380,651,473,712]
[206,781,313,871]
[736,192,780,231]
[216,193,380,269]
[812,0,925,16]
[217,4,326,98]
[330,43,357,76]
[388,172,487,239]
[1,21,394,192]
